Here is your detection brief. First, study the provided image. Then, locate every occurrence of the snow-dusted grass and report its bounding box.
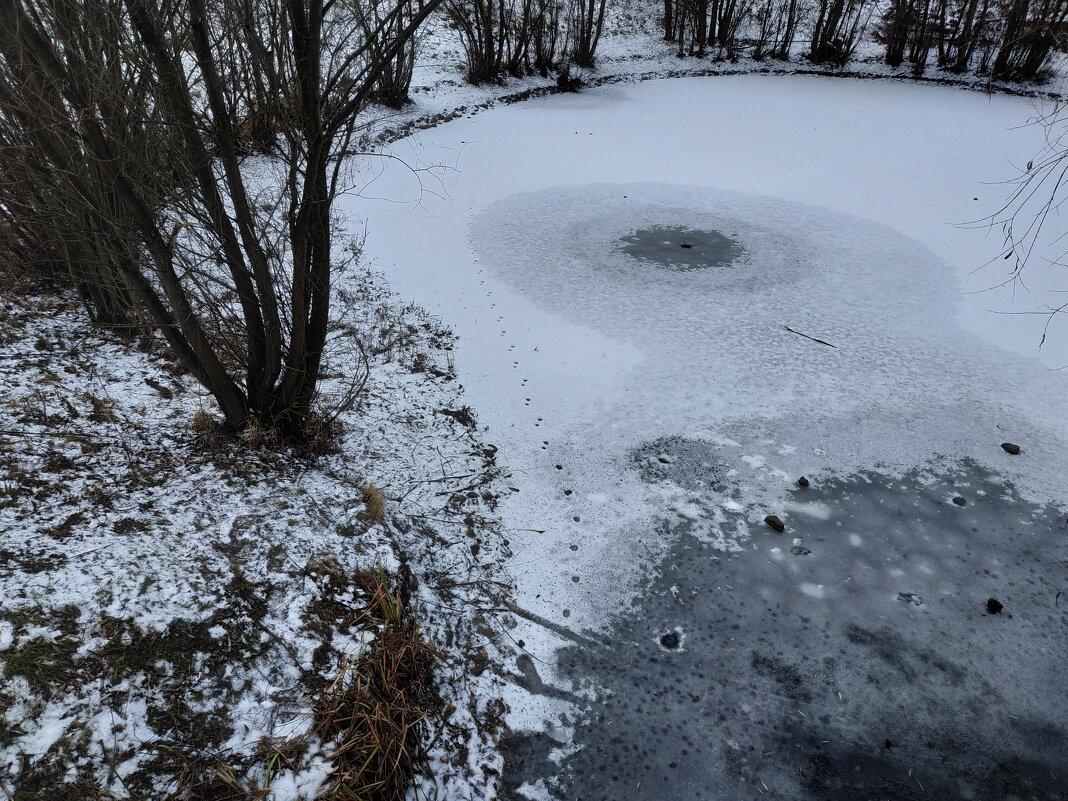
[0,273,516,799]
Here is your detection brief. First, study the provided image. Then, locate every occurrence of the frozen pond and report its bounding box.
[344,76,1068,800]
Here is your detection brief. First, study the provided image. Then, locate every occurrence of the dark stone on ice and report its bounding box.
[952,496,967,506]
[1001,442,1021,455]
[986,598,1004,614]
[797,476,810,487]
[764,514,785,533]
[660,630,681,649]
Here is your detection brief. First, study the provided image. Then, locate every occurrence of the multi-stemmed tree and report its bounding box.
[0,0,440,439]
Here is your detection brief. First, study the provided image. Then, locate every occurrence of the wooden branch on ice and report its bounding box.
[783,325,837,348]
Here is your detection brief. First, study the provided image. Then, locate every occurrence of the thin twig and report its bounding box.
[783,325,837,348]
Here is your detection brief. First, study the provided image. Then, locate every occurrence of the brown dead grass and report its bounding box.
[245,418,265,449]
[190,408,216,433]
[312,572,440,801]
[360,485,387,526]
[160,751,269,801]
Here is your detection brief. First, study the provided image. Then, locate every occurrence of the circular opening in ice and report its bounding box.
[620,225,744,271]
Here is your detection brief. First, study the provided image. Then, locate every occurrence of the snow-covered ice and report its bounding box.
[346,74,1068,795]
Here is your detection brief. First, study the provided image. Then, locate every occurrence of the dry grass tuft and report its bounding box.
[350,565,402,628]
[245,418,265,449]
[360,485,387,526]
[295,410,340,457]
[161,750,269,801]
[190,408,216,433]
[313,612,439,801]
[86,393,117,423]
[2,769,111,801]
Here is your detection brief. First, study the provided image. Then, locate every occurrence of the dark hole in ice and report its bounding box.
[620,226,744,271]
[660,630,681,649]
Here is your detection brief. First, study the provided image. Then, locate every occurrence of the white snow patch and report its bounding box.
[788,501,833,520]
[19,705,73,756]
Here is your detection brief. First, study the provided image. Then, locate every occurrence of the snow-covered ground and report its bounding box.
[345,74,1068,795]
[0,273,515,798]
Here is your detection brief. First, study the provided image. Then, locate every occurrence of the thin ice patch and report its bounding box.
[619,225,745,270]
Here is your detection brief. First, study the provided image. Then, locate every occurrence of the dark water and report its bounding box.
[619,226,744,271]
[504,454,1068,801]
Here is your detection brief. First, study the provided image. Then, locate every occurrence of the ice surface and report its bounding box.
[462,177,1068,641]
[619,225,744,270]
[345,75,1068,791]
[504,461,1068,800]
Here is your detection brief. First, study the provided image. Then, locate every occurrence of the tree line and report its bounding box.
[663,0,1067,80]
[438,0,1066,83]
[444,0,608,83]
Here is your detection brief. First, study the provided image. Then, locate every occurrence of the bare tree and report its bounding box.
[809,0,872,65]
[666,0,751,59]
[683,0,709,56]
[0,0,439,439]
[532,0,565,76]
[991,0,1068,82]
[753,0,782,58]
[568,0,608,67]
[446,0,604,82]
[772,0,807,58]
[713,0,751,57]
[881,0,924,66]
[0,0,171,333]
[990,105,1068,345]
[935,0,996,72]
[351,0,423,107]
[446,0,509,82]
